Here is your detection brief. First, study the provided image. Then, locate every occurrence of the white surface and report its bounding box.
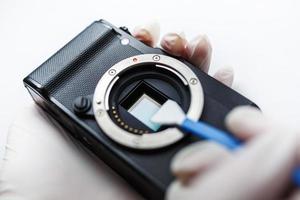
[0,0,300,158]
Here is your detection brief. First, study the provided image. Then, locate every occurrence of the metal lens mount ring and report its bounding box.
[93,54,204,149]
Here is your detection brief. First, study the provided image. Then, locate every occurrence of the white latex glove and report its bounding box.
[0,22,234,200]
[0,104,142,200]
[167,106,300,200]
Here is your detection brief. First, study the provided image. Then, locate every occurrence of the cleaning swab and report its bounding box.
[151,100,241,150]
[151,99,300,186]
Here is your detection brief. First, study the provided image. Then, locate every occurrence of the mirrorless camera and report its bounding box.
[24,19,257,199]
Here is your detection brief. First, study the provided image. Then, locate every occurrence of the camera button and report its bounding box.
[119,26,131,35]
[121,38,130,45]
[73,96,91,115]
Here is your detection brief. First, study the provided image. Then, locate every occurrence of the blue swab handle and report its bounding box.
[293,168,300,186]
[181,118,300,187]
[182,119,241,150]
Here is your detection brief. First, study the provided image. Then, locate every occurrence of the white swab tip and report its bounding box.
[151,100,186,125]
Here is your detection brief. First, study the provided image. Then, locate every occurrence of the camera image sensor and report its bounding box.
[127,94,162,131]
[120,81,169,132]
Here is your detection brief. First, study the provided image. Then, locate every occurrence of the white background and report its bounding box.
[0,0,300,158]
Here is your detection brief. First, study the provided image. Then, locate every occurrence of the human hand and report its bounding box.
[167,106,300,200]
[133,22,234,86]
[0,22,234,200]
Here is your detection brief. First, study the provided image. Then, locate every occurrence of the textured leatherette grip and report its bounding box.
[27,21,115,92]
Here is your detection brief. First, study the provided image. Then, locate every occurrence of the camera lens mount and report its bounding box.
[93,54,204,149]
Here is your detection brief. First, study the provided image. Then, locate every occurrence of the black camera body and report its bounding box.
[24,20,257,199]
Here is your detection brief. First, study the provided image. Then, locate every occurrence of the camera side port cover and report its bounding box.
[93,54,204,149]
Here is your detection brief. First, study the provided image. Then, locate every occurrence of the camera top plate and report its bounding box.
[93,54,204,149]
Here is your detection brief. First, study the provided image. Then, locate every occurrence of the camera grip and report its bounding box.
[25,21,115,94]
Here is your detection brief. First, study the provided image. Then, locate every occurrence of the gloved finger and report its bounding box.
[288,189,300,200]
[186,35,212,73]
[160,33,189,58]
[225,106,269,141]
[167,126,300,200]
[161,34,212,73]
[132,21,160,47]
[213,66,234,87]
[171,141,232,185]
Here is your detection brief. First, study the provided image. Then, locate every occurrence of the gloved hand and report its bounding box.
[0,22,233,200]
[167,106,300,200]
